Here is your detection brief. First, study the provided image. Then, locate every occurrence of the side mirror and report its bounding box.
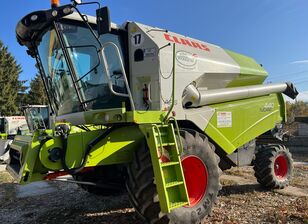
[96,6,111,35]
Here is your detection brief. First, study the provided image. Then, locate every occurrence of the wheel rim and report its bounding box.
[274,154,288,180]
[182,155,208,207]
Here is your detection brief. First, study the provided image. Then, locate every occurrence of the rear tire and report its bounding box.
[126,129,221,224]
[253,144,293,189]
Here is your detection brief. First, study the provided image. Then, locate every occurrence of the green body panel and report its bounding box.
[225,50,268,87]
[37,126,143,171]
[0,133,8,139]
[205,93,285,154]
[139,123,189,213]
[126,111,166,123]
[9,126,144,184]
[7,132,50,184]
[39,136,63,170]
[39,129,104,170]
[86,126,143,166]
[81,107,166,125]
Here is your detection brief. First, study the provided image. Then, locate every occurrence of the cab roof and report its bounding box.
[16,4,124,57]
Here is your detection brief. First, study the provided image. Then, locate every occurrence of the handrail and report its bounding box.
[100,42,135,110]
[164,43,176,121]
[153,124,164,159]
[167,116,183,155]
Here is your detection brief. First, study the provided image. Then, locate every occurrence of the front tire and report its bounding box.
[253,144,293,189]
[126,129,221,224]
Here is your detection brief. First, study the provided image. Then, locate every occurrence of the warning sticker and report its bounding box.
[217,111,232,128]
[144,48,156,57]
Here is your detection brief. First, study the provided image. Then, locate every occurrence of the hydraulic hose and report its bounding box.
[58,125,117,175]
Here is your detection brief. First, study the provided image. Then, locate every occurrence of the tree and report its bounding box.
[0,40,23,116]
[27,73,48,105]
[286,100,308,122]
[16,80,29,109]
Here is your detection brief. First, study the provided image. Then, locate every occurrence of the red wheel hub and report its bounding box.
[182,156,208,207]
[274,154,288,180]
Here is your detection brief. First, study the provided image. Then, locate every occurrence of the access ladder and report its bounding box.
[140,123,190,213]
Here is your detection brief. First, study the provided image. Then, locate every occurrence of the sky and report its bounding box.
[0,0,307,101]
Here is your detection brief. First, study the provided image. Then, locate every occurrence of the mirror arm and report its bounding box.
[71,5,102,48]
[72,1,100,8]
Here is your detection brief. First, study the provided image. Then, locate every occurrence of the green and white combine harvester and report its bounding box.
[0,116,28,162]
[7,0,298,223]
[0,105,49,162]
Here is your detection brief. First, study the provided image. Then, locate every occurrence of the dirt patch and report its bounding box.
[291,165,308,188]
[205,166,308,224]
[0,165,307,224]
[0,173,142,224]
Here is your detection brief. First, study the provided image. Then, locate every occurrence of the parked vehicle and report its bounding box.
[7,1,298,223]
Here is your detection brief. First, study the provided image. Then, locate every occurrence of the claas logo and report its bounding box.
[164,34,210,52]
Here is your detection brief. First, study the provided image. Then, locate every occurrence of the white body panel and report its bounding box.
[56,111,86,125]
[128,22,241,124]
[0,139,13,159]
[1,116,28,135]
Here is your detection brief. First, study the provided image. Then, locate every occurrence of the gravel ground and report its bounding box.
[205,165,308,224]
[0,164,307,224]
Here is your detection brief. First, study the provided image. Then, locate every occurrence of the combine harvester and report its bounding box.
[0,105,49,162]
[0,116,28,162]
[7,0,298,223]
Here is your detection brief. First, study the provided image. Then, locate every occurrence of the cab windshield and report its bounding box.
[37,21,128,115]
[24,107,49,132]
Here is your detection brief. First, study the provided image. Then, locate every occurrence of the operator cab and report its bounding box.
[16,3,133,119]
[22,105,50,132]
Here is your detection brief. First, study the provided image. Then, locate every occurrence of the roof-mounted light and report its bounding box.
[30,14,38,21]
[51,0,60,8]
[63,7,72,14]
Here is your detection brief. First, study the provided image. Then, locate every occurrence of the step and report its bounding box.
[158,142,176,147]
[157,124,170,128]
[161,161,180,167]
[155,132,168,137]
[169,201,189,210]
[166,181,184,188]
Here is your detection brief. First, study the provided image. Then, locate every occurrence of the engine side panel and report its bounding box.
[204,93,285,154]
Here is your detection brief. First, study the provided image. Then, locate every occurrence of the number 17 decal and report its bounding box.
[131,32,144,46]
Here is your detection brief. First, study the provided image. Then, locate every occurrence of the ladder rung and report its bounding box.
[169,201,189,210]
[161,161,179,167]
[166,181,184,188]
[158,143,175,147]
[154,132,168,137]
[158,124,170,128]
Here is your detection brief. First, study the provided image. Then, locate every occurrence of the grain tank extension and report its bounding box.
[7,1,298,224]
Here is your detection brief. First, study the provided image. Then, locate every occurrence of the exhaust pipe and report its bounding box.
[182,82,298,108]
